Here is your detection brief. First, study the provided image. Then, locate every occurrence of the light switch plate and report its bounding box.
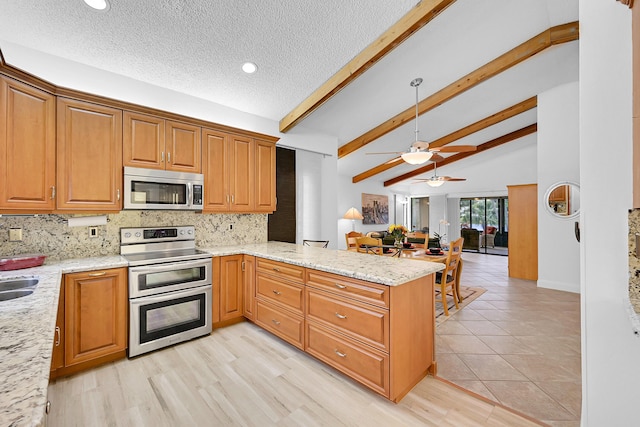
[9,228,23,242]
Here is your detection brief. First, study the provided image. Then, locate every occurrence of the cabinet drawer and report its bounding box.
[256,258,304,284]
[306,288,389,352]
[255,300,304,350]
[306,323,389,398]
[306,269,389,308]
[256,273,304,313]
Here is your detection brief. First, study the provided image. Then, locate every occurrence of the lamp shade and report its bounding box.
[401,150,432,165]
[343,207,364,220]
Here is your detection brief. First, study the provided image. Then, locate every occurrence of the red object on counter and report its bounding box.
[0,254,46,271]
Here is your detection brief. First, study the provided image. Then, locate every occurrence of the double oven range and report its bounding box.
[120,226,212,357]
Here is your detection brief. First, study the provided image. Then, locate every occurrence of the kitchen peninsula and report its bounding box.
[0,242,442,426]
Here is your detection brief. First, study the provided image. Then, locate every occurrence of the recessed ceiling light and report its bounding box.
[84,0,110,11]
[242,62,257,74]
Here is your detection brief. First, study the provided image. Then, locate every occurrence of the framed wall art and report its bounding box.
[361,193,389,225]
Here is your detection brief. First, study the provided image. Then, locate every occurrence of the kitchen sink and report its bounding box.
[0,277,38,301]
[0,289,35,301]
[0,278,39,292]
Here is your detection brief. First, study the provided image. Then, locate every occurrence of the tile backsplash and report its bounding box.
[0,211,267,261]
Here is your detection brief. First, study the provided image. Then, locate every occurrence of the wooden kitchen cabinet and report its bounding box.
[549,184,568,202]
[0,76,56,212]
[243,255,256,320]
[217,255,245,324]
[202,128,277,213]
[51,267,127,379]
[56,97,123,212]
[123,111,201,173]
[254,139,277,212]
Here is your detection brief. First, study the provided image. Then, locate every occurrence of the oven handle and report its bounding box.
[132,284,211,305]
[129,258,211,274]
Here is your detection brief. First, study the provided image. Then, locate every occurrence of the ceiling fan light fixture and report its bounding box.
[401,150,432,165]
[426,177,445,187]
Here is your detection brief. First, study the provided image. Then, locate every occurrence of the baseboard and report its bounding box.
[537,279,580,293]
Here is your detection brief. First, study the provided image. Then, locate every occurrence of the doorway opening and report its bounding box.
[459,197,508,255]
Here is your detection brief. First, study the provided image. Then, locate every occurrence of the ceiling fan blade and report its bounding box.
[384,157,403,165]
[430,145,477,153]
[429,153,445,162]
[366,151,404,155]
[442,177,467,181]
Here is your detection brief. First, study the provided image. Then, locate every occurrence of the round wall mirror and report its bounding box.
[544,181,580,219]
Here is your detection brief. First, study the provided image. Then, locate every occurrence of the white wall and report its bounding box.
[537,82,580,293]
[296,150,339,248]
[580,1,640,425]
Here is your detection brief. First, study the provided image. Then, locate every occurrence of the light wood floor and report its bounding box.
[48,320,543,426]
[437,253,581,427]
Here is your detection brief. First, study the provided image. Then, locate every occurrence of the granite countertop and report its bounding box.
[0,242,443,426]
[0,256,128,427]
[202,241,445,286]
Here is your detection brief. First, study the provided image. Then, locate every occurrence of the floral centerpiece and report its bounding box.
[388,224,408,248]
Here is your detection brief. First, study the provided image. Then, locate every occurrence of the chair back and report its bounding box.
[406,231,427,248]
[345,231,363,251]
[303,240,329,248]
[442,237,464,282]
[355,236,382,254]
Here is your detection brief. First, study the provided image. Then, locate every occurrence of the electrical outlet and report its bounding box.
[229,224,233,230]
[9,228,22,242]
[88,226,98,238]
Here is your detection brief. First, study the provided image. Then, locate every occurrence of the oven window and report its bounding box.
[131,181,187,205]
[139,293,206,344]
[140,266,206,291]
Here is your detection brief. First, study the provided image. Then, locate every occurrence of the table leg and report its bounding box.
[456,258,464,303]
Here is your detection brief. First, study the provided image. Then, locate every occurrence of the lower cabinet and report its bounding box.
[243,255,256,320]
[213,255,254,327]
[247,258,435,403]
[50,267,128,378]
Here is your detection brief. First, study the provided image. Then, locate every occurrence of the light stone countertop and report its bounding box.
[0,256,128,427]
[0,242,444,426]
[202,241,445,286]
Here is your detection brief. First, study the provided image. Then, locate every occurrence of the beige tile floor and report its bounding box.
[436,252,581,426]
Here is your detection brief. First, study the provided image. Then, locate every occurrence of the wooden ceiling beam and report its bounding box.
[352,96,538,183]
[383,124,538,187]
[339,21,578,159]
[278,0,457,133]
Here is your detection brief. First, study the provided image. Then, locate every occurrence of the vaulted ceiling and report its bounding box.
[0,0,579,190]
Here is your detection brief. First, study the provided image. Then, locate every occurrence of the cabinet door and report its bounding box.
[243,255,256,320]
[56,98,122,211]
[0,76,56,211]
[166,120,201,173]
[123,111,165,170]
[254,139,276,213]
[219,255,244,321]
[64,268,127,366]
[507,184,538,280]
[202,128,230,212]
[229,135,254,212]
[50,282,65,373]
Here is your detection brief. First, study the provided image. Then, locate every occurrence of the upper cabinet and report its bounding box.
[123,111,201,173]
[0,76,56,212]
[56,97,123,212]
[202,129,276,213]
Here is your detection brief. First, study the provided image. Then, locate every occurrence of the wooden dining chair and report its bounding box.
[355,236,382,255]
[345,231,363,251]
[435,236,464,316]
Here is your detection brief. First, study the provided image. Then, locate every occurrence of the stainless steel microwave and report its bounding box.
[123,167,204,210]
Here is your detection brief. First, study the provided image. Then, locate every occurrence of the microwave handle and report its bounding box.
[187,183,192,207]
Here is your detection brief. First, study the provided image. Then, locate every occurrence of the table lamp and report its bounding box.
[343,207,364,231]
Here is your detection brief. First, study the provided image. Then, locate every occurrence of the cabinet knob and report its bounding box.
[161,152,165,162]
[50,186,56,200]
[335,283,347,289]
[54,326,61,347]
[88,271,107,277]
[167,152,171,163]
[271,319,281,326]
[335,312,347,319]
[272,290,281,295]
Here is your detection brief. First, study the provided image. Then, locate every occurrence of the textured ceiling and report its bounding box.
[0,0,579,189]
[0,0,416,120]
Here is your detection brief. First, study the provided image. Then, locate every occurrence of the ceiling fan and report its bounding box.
[367,77,476,165]
[413,161,466,187]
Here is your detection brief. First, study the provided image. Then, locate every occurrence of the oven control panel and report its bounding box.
[121,226,195,245]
